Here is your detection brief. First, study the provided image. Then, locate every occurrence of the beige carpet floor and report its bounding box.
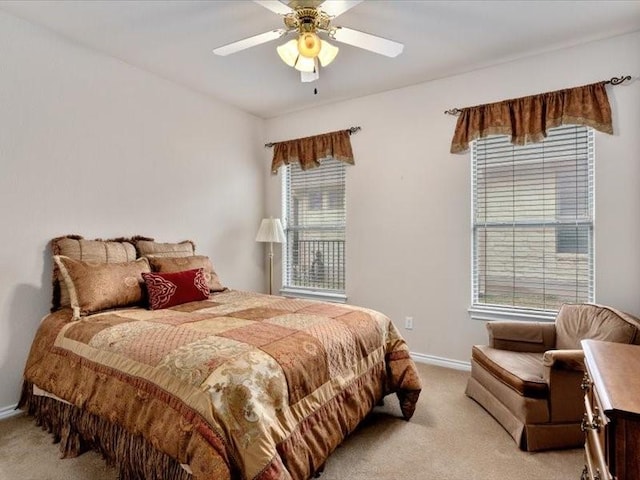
[0,363,583,480]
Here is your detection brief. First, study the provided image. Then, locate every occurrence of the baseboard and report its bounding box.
[0,403,21,421]
[410,352,471,371]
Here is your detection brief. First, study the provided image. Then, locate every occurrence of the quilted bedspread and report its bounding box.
[23,290,422,480]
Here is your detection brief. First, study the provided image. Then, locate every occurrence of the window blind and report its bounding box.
[282,158,346,293]
[472,125,594,311]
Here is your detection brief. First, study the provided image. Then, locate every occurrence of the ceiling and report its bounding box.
[2,0,639,118]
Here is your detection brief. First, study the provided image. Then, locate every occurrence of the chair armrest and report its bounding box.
[542,349,585,423]
[487,321,556,352]
[542,349,585,372]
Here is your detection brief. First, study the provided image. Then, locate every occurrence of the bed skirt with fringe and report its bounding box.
[19,381,192,480]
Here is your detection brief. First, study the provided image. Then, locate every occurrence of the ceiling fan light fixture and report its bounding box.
[215,2,405,83]
[276,39,299,67]
[300,69,319,83]
[297,31,321,58]
[317,39,339,67]
[294,55,316,73]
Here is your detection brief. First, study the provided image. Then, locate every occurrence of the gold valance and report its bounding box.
[270,129,355,174]
[450,81,613,154]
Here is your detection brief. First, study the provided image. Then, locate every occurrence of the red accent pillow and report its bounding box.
[142,268,209,310]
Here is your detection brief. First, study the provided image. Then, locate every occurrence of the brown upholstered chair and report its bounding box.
[465,303,640,451]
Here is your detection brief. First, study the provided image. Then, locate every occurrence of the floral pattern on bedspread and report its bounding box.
[23,290,421,480]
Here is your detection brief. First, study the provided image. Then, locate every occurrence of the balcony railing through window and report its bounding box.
[285,236,345,291]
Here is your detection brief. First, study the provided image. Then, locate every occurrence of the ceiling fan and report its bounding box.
[213,0,404,82]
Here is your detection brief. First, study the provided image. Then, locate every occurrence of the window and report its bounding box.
[308,191,323,210]
[555,172,589,254]
[471,125,594,316]
[327,189,344,210]
[282,158,346,299]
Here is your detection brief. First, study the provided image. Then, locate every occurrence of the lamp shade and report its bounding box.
[294,55,316,73]
[276,39,298,67]
[317,39,339,67]
[300,69,319,83]
[255,218,286,243]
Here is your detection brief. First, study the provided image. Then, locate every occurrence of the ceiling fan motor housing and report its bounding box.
[284,8,332,34]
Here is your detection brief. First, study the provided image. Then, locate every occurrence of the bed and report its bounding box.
[19,236,422,480]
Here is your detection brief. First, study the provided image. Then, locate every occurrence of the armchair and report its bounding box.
[465,303,640,451]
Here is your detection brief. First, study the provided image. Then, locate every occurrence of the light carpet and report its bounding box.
[0,363,583,480]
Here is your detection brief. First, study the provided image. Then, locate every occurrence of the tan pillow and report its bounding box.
[135,240,195,258]
[555,303,639,349]
[147,255,226,292]
[51,236,138,311]
[54,255,150,319]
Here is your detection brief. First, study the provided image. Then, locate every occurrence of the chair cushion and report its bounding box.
[555,303,639,350]
[472,345,548,398]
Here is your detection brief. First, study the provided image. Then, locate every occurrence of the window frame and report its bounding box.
[280,159,347,303]
[469,126,595,322]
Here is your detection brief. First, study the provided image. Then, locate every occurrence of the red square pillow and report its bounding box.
[142,268,209,310]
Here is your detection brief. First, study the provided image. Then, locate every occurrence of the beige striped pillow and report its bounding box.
[147,255,226,292]
[135,240,195,258]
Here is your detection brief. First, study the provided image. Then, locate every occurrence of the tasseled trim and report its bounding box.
[20,381,191,480]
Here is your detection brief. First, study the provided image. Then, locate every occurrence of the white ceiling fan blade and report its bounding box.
[318,1,363,18]
[253,0,293,15]
[332,26,404,57]
[213,29,287,56]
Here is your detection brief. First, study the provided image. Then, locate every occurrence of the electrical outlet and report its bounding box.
[405,316,413,330]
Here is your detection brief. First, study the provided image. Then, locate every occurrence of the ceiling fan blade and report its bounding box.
[332,26,404,57]
[213,29,287,56]
[253,0,293,15]
[318,1,363,18]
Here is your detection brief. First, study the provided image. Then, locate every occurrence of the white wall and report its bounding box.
[265,31,640,364]
[0,10,265,410]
